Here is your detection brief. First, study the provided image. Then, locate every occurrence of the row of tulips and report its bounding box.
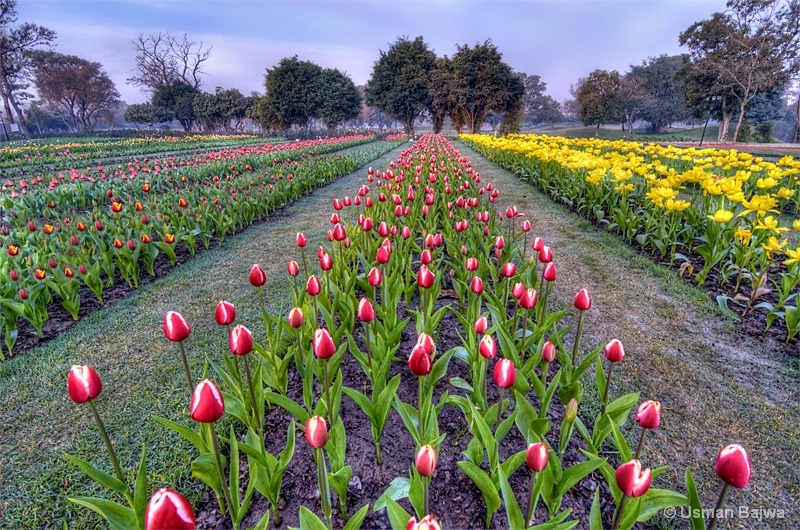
[0,136,403,359]
[65,134,753,530]
[0,134,272,172]
[462,133,800,339]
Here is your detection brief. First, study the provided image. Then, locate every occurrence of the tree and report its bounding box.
[535,96,564,128]
[429,56,457,134]
[0,0,56,139]
[625,55,690,133]
[519,73,548,118]
[680,0,800,142]
[124,102,171,128]
[25,101,68,135]
[576,69,625,135]
[193,87,252,131]
[262,56,325,130]
[366,36,437,135]
[128,32,210,91]
[152,80,200,131]
[29,51,121,132]
[319,69,361,131]
[448,40,524,134]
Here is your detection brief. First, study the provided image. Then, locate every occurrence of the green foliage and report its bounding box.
[123,103,172,128]
[576,69,625,132]
[319,69,362,130]
[193,87,254,132]
[626,54,691,132]
[263,56,324,130]
[151,80,201,131]
[365,36,437,135]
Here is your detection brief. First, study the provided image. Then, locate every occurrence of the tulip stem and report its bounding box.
[226,324,242,382]
[707,484,730,530]
[496,387,506,429]
[209,422,232,517]
[418,375,426,443]
[243,355,261,438]
[178,340,194,396]
[519,307,531,358]
[300,246,309,280]
[257,286,271,342]
[539,280,550,323]
[540,361,549,395]
[634,427,647,461]
[364,321,374,380]
[524,469,538,527]
[295,328,305,379]
[481,354,489,411]
[323,358,333,429]
[315,447,333,529]
[87,399,131,504]
[601,361,614,414]
[611,494,628,530]
[571,310,585,369]
[423,475,429,517]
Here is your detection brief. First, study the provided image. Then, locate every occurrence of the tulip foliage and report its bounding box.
[0,135,406,360]
[64,134,753,530]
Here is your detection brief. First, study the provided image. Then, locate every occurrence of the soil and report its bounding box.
[195,284,618,530]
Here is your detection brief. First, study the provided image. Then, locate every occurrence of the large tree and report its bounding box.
[124,102,171,129]
[680,0,800,142]
[448,40,524,134]
[625,55,690,133]
[152,80,200,131]
[319,68,361,131]
[576,69,625,135]
[0,0,55,139]
[29,51,120,132]
[128,32,211,91]
[193,87,253,131]
[262,56,324,130]
[429,56,457,134]
[365,36,436,135]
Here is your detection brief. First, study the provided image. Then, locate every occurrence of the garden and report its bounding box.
[0,132,797,530]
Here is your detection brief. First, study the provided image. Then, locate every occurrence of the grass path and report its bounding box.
[454,139,799,529]
[0,144,407,529]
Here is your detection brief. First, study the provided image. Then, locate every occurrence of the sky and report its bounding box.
[18,0,729,105]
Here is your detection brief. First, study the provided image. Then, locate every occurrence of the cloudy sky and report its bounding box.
[18,0,728,105]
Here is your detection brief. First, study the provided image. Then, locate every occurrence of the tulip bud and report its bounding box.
[288,307,304,329]
[541,341,556,363]
[312,328,336,359]
[215,301,235,326]
[306,275,321,296]
[474,316,488,335]
[521,220,531,232]
[574,289,592,311]
[28,220,37,232]
[79,264,88,275]
[229,324,253,355]
[408,344,432,376]
[407,515,442,530]
[358,298,375,322]
[376,245,390,264]
[9,269,18,281]
[543,263,557,282]
[145,488,196,530]
[715,444,751,489]
[417,264,435,289]
[287,260,300,277]
[420,249,432,265]
[416,444,437,477]
[416,333,435,356]
[565,397,578,422]
[526,442,549,472]
[493,358,516,388]
[519,288,537,310]
[163,311,191,342]
[615,459,652,498]
[495,235,505,249]
[635,400,661,430]
[305,415,329,449]
[511,282,525,299]
[538,246,553,263]
[320,253,333,271]
[190,379,225,423]
[501,262,516,277]
[479,334,497,359]
[296,233,307,247]
[367,266,382,286]
[249,264,267,287]
[465,257,479,271]
[470,276,484,295]
[67,365,102,403]
[604,339,624,363]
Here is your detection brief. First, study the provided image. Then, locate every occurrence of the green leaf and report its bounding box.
[384,497,413,530]
[265,391,310,423]
[589,487,603,530]
[252,508,271,530]
[152,415,208,454]
[191,453,225,501]
[556,458,606,497]
[343,504,370,530]
[68,497,138,530]
[457,461,501,517]
[374,477,411,512]
[449,377,474,392]
[498,465,524,530]
[298,505,329,530]
[133,445,147,528]
[637,489,688,522]
[64,454,128,494]
[685,469,705,530]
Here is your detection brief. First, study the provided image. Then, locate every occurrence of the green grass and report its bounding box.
[0,144,406,529]
[455,139,800,529]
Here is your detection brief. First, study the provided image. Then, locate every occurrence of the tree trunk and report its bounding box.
[9,95,31,139]
[794,96,800,143]
[718,107,733,142]
[595,124,600,137]
[732,98,748,143]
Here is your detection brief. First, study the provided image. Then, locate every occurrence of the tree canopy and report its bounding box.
[319,68,361,130]
[576,69,625,134]
[193,87,253,131]
[365,36,436,135]
[151,80,200,131]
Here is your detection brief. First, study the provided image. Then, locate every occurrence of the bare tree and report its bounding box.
[127,32,211,91]
[0,0,56,138]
